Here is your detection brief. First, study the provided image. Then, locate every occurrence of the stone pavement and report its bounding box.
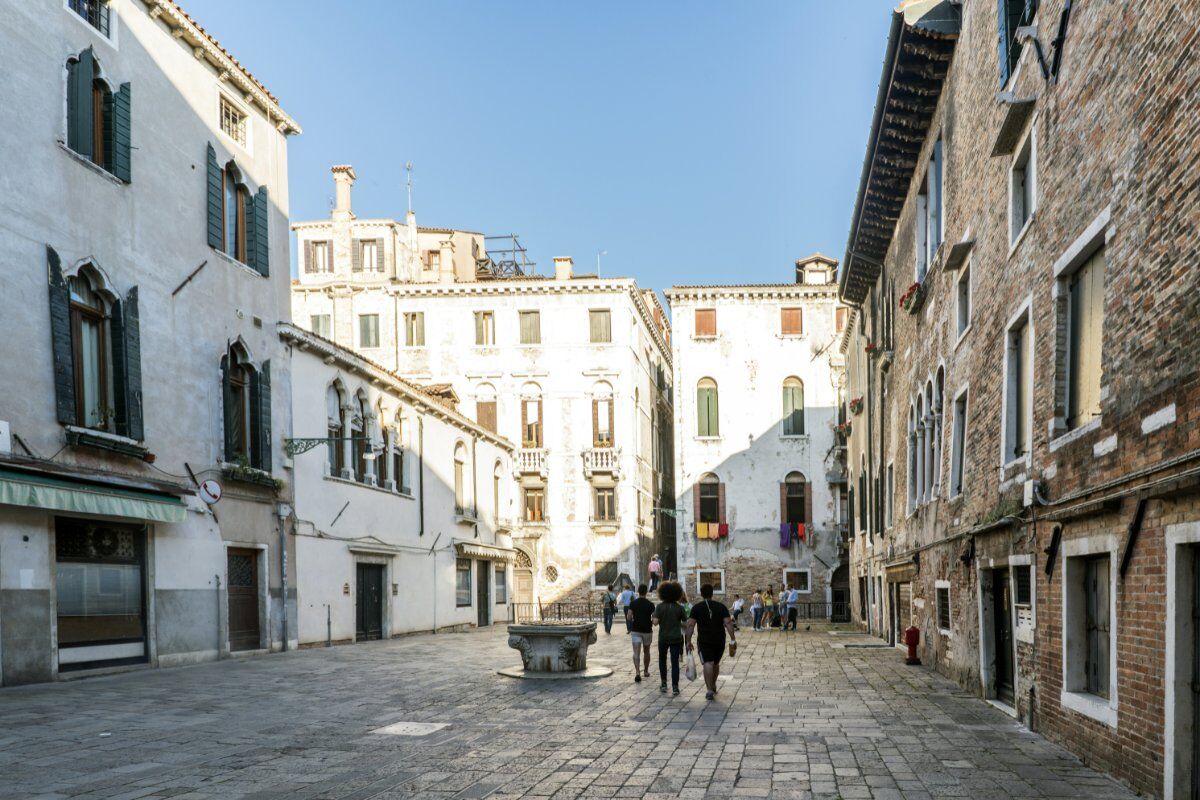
[0,626,1138,800]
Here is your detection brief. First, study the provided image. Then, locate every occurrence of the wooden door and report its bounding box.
[992,568,1015,704]
[227,548,260,651]
[477,560,490,627]
[355,563,384,641]
[1192,547,1200,800]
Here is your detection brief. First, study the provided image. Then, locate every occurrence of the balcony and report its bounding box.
[515,448,548,477]
[589,515,619,534]
[496,516,515,533]
[582,447,621,479]
[454,504,477,525]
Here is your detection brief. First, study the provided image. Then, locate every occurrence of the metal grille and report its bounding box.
[69,0,110,36]
[57,523,138,563]
[544,565,559,583]
[220,98,247,146]
[937,587,951,630]
[227,554,255,588]
[1014,565,1032,605]
[515,550,532,569]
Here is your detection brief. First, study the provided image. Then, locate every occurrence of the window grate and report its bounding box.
[220,98,247,147]
[69,0,110,36]
[1014,565,1032,606]
[936,586,951,631]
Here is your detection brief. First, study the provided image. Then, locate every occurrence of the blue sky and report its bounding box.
[188,0,897,287]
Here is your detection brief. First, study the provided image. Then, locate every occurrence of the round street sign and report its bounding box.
[198,479,222,505]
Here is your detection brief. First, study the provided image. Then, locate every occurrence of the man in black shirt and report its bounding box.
[685,583,736,700]
[625,583,656,682]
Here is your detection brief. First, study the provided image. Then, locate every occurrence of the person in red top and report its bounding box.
[648,554,663,591]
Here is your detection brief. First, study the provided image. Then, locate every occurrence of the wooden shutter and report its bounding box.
[325,239,335,272]
[718,483,727,524]
[110,294,128,434]
[779,483,787,523]
[221,351,235,462]
[805,480,813,528]
[255,361,272,472]
[352,239,363,272]
[475,312,485,345]
[693,483,700,526]
[592,399,600,446]
[243,188,258,271]
[304,241,315,273]
[253,187,269,276]
[67,48,95,159]
[781,308,803,335]
[111,83,131,182]
[47,247,77,425]
[206,144,223,249]
[695,308,716,337]
[123,288,143,440]
[375,239,385,271]
[415,313,425,346]
[100,84,114,170]
[478,401,496,433]
[997,0,1011,86]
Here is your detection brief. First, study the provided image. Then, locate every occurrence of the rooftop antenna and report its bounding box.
[405,161,413,214]
[596,249,607,275]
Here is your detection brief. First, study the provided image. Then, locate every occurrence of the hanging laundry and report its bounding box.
[797,523,806,542]
[779,523,791,548]
[696,523,707,539]
[718,523,729,538]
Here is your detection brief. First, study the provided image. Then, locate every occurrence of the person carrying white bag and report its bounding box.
[685,582,737,701]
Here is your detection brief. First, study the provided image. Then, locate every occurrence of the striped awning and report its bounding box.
[454,540,518,563]
[0,468,186,523]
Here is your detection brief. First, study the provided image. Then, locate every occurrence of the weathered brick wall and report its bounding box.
[842,1,1200,796]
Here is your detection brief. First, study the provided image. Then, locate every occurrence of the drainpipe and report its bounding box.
[471,436,479,538]
[278,508,289,652]
[215,574,222,660]
[418,416,426,537]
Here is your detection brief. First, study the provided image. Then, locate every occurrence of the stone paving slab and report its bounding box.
[0,627,1138,799]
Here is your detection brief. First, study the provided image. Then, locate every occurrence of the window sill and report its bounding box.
[780,434,810,442]
[58,142,126,186]
[64,3,118,46]
[695,436,722,442]
[1008,212,1036,259]
[938,627,952,638]
[1060,689,1117,728]
[212,248,265,279]
[455,514,478,526]
[221,463,280,490]
[1048,416,1102,453]
[65,427,149,459]
[217,126,252,159]
[693,335,718,341]
[777,334,807,340]
[954,324,972,350]
[323,474,401,497]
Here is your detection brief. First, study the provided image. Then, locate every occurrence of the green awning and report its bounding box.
[0,468,187,523]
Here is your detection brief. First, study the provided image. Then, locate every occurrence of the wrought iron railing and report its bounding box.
[511,602,603,623]
[781,602,852,623]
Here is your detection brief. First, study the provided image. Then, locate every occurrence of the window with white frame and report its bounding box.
[358,314,380,349]
[518,310,541,345]
[1003,310,1032,464]
[1010,125,1037,244]
[404,312,425,347]
[956,263,971,337]
[1065,246,1105,430]
[1013,561,1035,643]
[697,569,725,594]
[915,136,944,282]
[885,463,894,527]
[1064,549,1114,715]
[494,564,508,604]
[306,240,332,273]
[455,558,472,607]
[220,96,247,147]
[784,569,811,593]
[949,388,968,497]
[310,314,331,339]
[935,581,951,634]
[474,311,495,345]
[68,0,112,38]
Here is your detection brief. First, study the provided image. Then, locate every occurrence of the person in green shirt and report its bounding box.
[653,580,688,695]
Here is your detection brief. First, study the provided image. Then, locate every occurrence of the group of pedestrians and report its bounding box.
[619,580,735,701]
[740,584,803,631]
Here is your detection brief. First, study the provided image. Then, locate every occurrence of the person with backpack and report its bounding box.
[602,584,618,634]
[618,582,636,632]
[685,583,736,701]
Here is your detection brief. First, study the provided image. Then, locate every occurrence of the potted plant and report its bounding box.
[836,420,853,437]
[899,281,925,314]
[849,397,864,416]
[864,341,879,358]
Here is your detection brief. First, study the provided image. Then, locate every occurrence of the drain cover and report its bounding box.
[372,721,449,736]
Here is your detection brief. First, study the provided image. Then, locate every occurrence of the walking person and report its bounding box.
[648,554,663,592]
[751,589,764,631]
[652,580,687,695]
[626,583,655,682]
[602,584,617,635]
[731,594,745,629]
[619,582,636,633]
[685,583,736,701]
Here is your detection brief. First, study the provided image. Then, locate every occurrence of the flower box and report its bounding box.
[849,397,864,416]
[900,281,926,314]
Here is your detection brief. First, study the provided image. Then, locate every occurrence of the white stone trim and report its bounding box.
[935,579,952,637]
[1060,533,1119,728]
[1164,521,1200,800]
[1143,403,1177,435]
[695,567,726,595]
[783,567,812,594]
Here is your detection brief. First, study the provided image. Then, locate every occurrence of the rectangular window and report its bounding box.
[936,584,951,632]
[885,464,895,527]
[424,250,441,271]
[957,264,971,336]
[494,565,507,605]
[474,311,495,346]
[589,309,612,343]
[1067,247,1104,429]
[835,306,848,333]
[698,570,725,594]
[1083,555,1111,698]
[859,576,868,621]
[1011,127,1037,243]
[455,558,472,607]
[782,380,804,436]
[358,314,380,348]
[593,561,618,588]
[219,97,247,147]
[594,487,616,521]
[477,400,497,433]
[519,310,541,345]
[928,137,944,260]
[950,390,968,496]
[308,241,332,273]
[1004,314,1031,463]
[784,480,805,525]
[404,312,425,347]
[593,397,613,447]
[698,481,720,524]
[356,239,382,272]
[521,400,543,447]
[999,0,1035,85]
[784,569,810,592]
[523,487,545,522]
[694,308,716,338]
[780,307,803,336]
[310,314,331,339]
[69,0,111,37]
[1014,564,1033,606]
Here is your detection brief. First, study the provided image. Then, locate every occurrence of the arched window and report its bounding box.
[224,163,249,263]
[223,347,254,463]
[66,48,130,180]
[67,272,115,430]
[783,471,807,525]
[326,385,344,476]
[697,472,722,524]
[393,409,407,491]
[521,383,542,447]
[782,377,805,436]
[907,405,917,512]
[493,461,504,525]
[454,442,467,514]
[696,378,719,437]
[351,393,367,482]
[592,381,614,447]
[475,383,497,434]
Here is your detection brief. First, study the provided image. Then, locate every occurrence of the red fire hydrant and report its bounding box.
[904,625,922,666]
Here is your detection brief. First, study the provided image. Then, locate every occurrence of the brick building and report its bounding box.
[838,1,1200,797]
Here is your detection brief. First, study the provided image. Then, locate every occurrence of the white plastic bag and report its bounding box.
[685,650,697,682]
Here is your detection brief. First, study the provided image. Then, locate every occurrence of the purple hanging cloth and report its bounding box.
[779,522,791,548]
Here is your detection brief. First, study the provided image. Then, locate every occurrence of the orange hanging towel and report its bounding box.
[796,523,806,542]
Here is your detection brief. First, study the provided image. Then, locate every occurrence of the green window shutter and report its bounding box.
[257,361,272,472]
[123,288,143,440]
[221,351,235,461]
[110,295,128,434]
[67,48,95,160]
[351,239,363,272]
[206,144,223,249]
[47,246,77,425]
[254,187,269,276]
[243,187,258,272]
[112,82,132,182]
[101,85,115,171]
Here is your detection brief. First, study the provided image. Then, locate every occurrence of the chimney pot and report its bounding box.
[554,256,574,281]
[331,164,356,216]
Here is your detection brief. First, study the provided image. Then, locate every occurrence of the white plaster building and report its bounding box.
[0,0,300,684]
[666,255,850,613]
[281,324,515,643]
[292,167,675,604]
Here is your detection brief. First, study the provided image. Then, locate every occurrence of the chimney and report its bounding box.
[331,165,356,219]
[554,256,574,281]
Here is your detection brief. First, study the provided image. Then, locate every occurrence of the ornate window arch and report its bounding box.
[696,378,719,437]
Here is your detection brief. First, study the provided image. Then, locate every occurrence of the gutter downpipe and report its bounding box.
[278,508,289,652]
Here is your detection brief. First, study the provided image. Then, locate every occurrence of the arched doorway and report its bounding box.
[831,564,851,622]
[514,549,534,607]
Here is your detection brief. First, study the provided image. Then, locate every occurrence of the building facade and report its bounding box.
[667,256,848,610]
[291,167,675,605]
[0,0,300,684]
[839,2,1200,797]
[282,324,515,645]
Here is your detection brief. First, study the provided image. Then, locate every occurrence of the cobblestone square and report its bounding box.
[0,627,1137,799]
